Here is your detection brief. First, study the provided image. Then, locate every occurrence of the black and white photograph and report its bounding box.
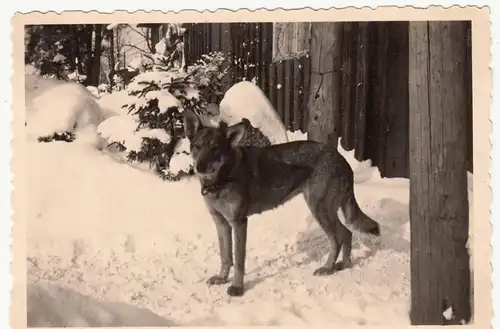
[11,7,492,328]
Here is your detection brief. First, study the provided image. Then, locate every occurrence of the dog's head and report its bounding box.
[183,108,246,179]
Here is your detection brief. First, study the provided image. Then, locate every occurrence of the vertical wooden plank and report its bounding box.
[284,59,294,129]
[200,23,205,54]
[465,21,473,172]
[220,23,232,90]
[383,22,410,178]
[254,24,262,88]
[206,23,212,53]
[301,54,311,133]
[307,22,343,144]
[364,23,380,167]
[354,22,369,160]
[340,22,358,150]
[260,23,273,97]
[191,23,195,58]
[202,23,206,54]
[200,23,207,55]
[250,23,259,83]
[194,23,199,58]
[292,58,302,131]
[246,23,253,81]
[243,23,250,81]
[375,23,389,176]
[285,22,294,55]
[268,62,277,110]
[240,23,247,79]
[211,23,221,52]
[297,22,311,54]
[197,23,203,58]
[230,23,240,83]
[200,24,206,56]
[237,23,245,82]
[272,23,281,61]
[190,23,195,64]
[276,60,286,121]
[409,21,471,325]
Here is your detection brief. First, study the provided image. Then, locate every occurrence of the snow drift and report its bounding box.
[219,81,289,144]
[27,281,175,327]
[25,75,110,144]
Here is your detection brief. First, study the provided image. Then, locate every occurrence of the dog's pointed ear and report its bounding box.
[183,108,201,141]
[226,122,247,147]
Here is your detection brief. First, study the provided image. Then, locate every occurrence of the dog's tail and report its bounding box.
[342,189,381,236]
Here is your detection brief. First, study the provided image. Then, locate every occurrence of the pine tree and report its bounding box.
[100,24,229,180]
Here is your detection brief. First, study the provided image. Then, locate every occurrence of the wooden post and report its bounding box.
[409,21,471,325]
[307,22,343,144]
[220,23,232,92]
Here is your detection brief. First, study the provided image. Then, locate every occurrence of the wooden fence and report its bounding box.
[184,23,312,132]
[329,21,473,178]
[183,22,473,179]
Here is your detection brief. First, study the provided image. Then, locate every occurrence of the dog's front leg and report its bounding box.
[207,209,233,285]
[227,217,248,297]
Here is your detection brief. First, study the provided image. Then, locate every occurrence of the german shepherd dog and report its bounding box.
[183,108,381,297]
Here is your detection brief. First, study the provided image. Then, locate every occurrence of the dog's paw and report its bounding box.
[313,266,336,276]
[227,285,244,297]
[206,275,229,285]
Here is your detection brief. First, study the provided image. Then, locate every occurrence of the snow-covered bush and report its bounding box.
[97,46,230,180]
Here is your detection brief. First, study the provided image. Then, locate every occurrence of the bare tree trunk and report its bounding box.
[108,29,115,88]
[307,22,343,144]
[409,21,471,325]
[91,24,103,86]
[75,25,84,74]
[150,26,160,53]
[84,24,94,85]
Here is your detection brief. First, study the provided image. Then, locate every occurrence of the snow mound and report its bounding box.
[219,81,289,144]
[97,114,171,152]
[27,281,175,327]
[25,78,108,143]
[97,90,136,117]
[85,86,101,99]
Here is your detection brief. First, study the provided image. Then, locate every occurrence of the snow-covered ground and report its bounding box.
[25,81,474,327]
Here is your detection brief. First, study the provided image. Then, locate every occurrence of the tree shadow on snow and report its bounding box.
[294,197,411,269]
[27,281,176,327]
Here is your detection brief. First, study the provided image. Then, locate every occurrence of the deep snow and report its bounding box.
[27,133,416,326]
[25,79,475,327]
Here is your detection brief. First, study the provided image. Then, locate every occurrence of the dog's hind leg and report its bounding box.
[304,184,353,276]
[206,209,233,285]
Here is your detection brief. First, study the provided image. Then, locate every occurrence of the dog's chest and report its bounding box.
[203,189,244,222]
